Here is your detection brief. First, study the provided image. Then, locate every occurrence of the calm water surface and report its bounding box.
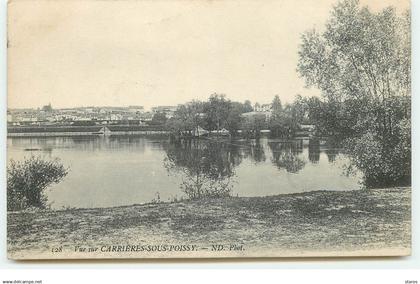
[7,136,362,209]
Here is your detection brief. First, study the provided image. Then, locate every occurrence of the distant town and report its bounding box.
[7,102,273,127]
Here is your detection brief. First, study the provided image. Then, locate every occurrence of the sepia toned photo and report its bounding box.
[6,0,411,259]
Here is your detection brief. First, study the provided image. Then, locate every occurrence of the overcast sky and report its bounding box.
[8,0,409,110]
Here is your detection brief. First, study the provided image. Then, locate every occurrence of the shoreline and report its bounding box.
[8,187,411,259]
[7,187,392,213]
[7,130,170,138]
[7,125,170,137]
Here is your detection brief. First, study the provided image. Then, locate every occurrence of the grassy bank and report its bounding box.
[7,188,411,259]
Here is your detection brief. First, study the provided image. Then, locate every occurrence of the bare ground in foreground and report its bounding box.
[7,188,411,259]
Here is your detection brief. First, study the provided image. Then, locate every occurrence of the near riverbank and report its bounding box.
[7,188,411,259]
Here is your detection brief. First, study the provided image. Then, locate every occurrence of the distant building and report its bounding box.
[254,103,272,112]
[128,106,144,113]
[151,106,177,113]
[151,106,177,119]
[241,111,271,121]
[108,113,123,121]
[140,112,154,121]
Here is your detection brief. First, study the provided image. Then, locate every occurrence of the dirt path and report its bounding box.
[7,188,411,259]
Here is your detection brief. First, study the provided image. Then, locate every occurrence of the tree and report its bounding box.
[41,103,53,112]
[7,156,68,211]
[269,95,299,138]
[166,100,204,135]
[298,0,410,138]
[272,95,283,113]
[242,113,267,139]
[150,112,167,125]
[297,0,411,187]
[203,94,232,132]
[243,100,254,112]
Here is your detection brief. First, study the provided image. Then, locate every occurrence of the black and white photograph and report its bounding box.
[6,0,411,259]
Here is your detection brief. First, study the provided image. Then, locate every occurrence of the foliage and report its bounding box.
[241,113,267,138]
[268,141,306,173]
[167,95,257,137]
[343,119,411,187]
[272,95,283,113]
[297,0,411,187]
[7,156,68,211]
[41,103,53,112]
[164,140,240,199]
[165,100,205,135]
[269,96,301,138]
[149,112,167,126]
[243,100,254,112]
[203,94,232,131]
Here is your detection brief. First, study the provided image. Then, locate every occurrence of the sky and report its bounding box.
[7,0,409,111]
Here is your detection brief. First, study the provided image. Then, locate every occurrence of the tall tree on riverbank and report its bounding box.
[204,94,232,132]
[297,0,411,187]
[166,101,204,135]
[298,0,410,137]
[272,95,282,113]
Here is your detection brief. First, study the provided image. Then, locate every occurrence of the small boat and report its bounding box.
[192,126,209,137]
[93,126,112,136]
[211,128,230,137]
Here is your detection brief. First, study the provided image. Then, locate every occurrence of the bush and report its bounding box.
[181,178,232,200]
[7,156,68,211]
[343,119,411,188]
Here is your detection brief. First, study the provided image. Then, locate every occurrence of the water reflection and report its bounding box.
[325,148,339,163]
[308,140,321,164]
[7,136,362,208]
[240,139,266,164]
[268,140,306,173]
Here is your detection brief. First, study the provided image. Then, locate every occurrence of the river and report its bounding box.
[7,136,362,209]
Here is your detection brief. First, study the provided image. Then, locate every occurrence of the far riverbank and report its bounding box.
[7,125,169,137]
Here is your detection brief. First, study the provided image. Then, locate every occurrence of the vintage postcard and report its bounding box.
[7,0,411,259]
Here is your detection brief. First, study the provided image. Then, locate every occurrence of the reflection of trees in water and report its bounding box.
[69,136,149,152]
[268,140,306,173]
[163,139,241,199]
[308,139,320,164]
[236,139,266,164]
[325,148,339,163]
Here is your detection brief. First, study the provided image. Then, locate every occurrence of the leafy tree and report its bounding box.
[41,103,53,112]
[225,101,256,136]
[150,112,167,125]
[204,94,232,132]
[7,156,68,211]
[243,100,254,112]
[166,101,204,135]
[272,95,283,113]
[269,95,300,138]
[242,113,267,139]
[298,0,410,137]
[297,0,411,187]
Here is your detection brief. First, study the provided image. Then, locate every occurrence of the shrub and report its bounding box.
[343,120,411,188]
[181,178,233,200]
[7,156,68,211]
